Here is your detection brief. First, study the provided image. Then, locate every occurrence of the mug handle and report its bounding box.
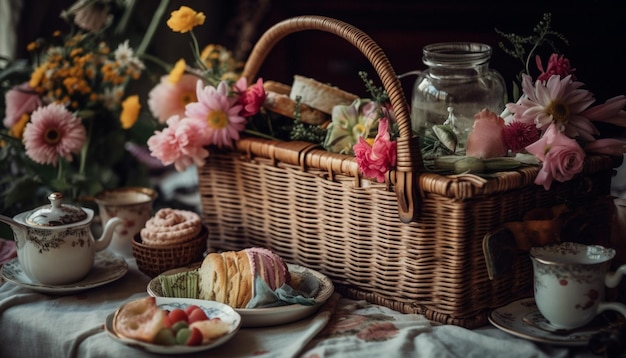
[597,301,626,320]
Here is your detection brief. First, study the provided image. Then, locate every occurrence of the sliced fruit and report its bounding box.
[189,318,230,344]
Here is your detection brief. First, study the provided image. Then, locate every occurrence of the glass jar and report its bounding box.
[410,42,506,156]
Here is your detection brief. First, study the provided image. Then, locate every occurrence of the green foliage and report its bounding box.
[496,13,569,94]
[288,97,327,144]
[358,71,388,104]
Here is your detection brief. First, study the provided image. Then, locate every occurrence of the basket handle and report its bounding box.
[242,15,424,223]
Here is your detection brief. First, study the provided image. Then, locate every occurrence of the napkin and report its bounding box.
[246,270,319,308]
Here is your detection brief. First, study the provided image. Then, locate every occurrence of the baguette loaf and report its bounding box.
[197,248,290,308]
[199,250,253,308]
[262,80,329,125]
[289,75,359,114]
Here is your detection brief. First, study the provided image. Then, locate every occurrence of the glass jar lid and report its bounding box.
[26,192,88,226]
[422,42,492,68]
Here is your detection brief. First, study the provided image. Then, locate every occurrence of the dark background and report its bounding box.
[253,1,626,105]
[14,0,626,104]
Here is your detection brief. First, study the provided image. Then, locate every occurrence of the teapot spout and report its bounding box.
[0,214,28,244]
[93,217,124,252]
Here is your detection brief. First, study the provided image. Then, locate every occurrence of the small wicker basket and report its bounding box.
[132,226,208,277]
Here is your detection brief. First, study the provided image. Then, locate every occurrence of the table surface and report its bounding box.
[0,243,603,358]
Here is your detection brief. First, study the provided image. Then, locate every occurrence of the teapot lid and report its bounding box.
[26,192,88,226]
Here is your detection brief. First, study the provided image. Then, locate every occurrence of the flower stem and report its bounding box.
[57,160,64,181]
[114,0,137,36]
[79,118,93,176]
[243,129,283,141]
[190,31,209,73]
[135,0,170,57]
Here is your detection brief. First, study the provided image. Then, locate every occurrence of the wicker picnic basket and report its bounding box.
[197,16,622,328]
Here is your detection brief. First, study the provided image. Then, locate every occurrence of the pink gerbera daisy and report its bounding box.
[185,80,246,148]
[22,103,86,166]
[505,74,598,141]
[148,74,199,124]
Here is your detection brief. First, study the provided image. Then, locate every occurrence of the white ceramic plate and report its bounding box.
[489,297,611,346]
[105,297,241,354]
[147,263,335,327]
[0,251,127,294]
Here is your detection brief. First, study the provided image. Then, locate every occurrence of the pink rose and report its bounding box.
[353,117,397,183]
[526,123,585,190]
[3,82,42,128]
[466,109,508,158]
[234,77,266,117]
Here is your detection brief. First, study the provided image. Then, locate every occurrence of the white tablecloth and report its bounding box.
[0,245,600,358]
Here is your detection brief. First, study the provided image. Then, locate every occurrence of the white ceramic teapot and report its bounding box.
[0,192,123,285]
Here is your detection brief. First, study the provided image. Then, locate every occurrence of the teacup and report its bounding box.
[530,242,626,330]
[94,187,157,258]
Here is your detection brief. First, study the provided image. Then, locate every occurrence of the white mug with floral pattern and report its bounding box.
[530,242,626,330]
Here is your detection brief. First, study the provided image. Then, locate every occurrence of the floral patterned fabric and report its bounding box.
[0,262,598,358]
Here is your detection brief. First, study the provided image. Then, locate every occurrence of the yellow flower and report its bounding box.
[120,95,141,129]
[166,6,205,33]
[168,59,186,84]
[9,113,31,139]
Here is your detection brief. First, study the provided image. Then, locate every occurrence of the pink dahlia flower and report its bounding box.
[503,120,540,153]
[353,117,397,183]
[148,74,199,124]
[3,82,42,128]
[526,123,585,190]
[147,115,209,172]
[185,80,246,148]
[22,103,86,166]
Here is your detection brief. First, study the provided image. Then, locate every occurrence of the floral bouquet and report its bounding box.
[0,0,167,214]
[144,6,266,173]
[144,6,395,176]
[411,13,626,191]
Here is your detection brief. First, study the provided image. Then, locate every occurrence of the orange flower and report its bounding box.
[166,6,206,33]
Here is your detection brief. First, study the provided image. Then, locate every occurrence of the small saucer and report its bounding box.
[489,297,611,346]
[0,251,128,294]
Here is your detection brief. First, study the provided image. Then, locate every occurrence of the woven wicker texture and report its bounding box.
[198,16,622,328]
[132,226,208,277]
